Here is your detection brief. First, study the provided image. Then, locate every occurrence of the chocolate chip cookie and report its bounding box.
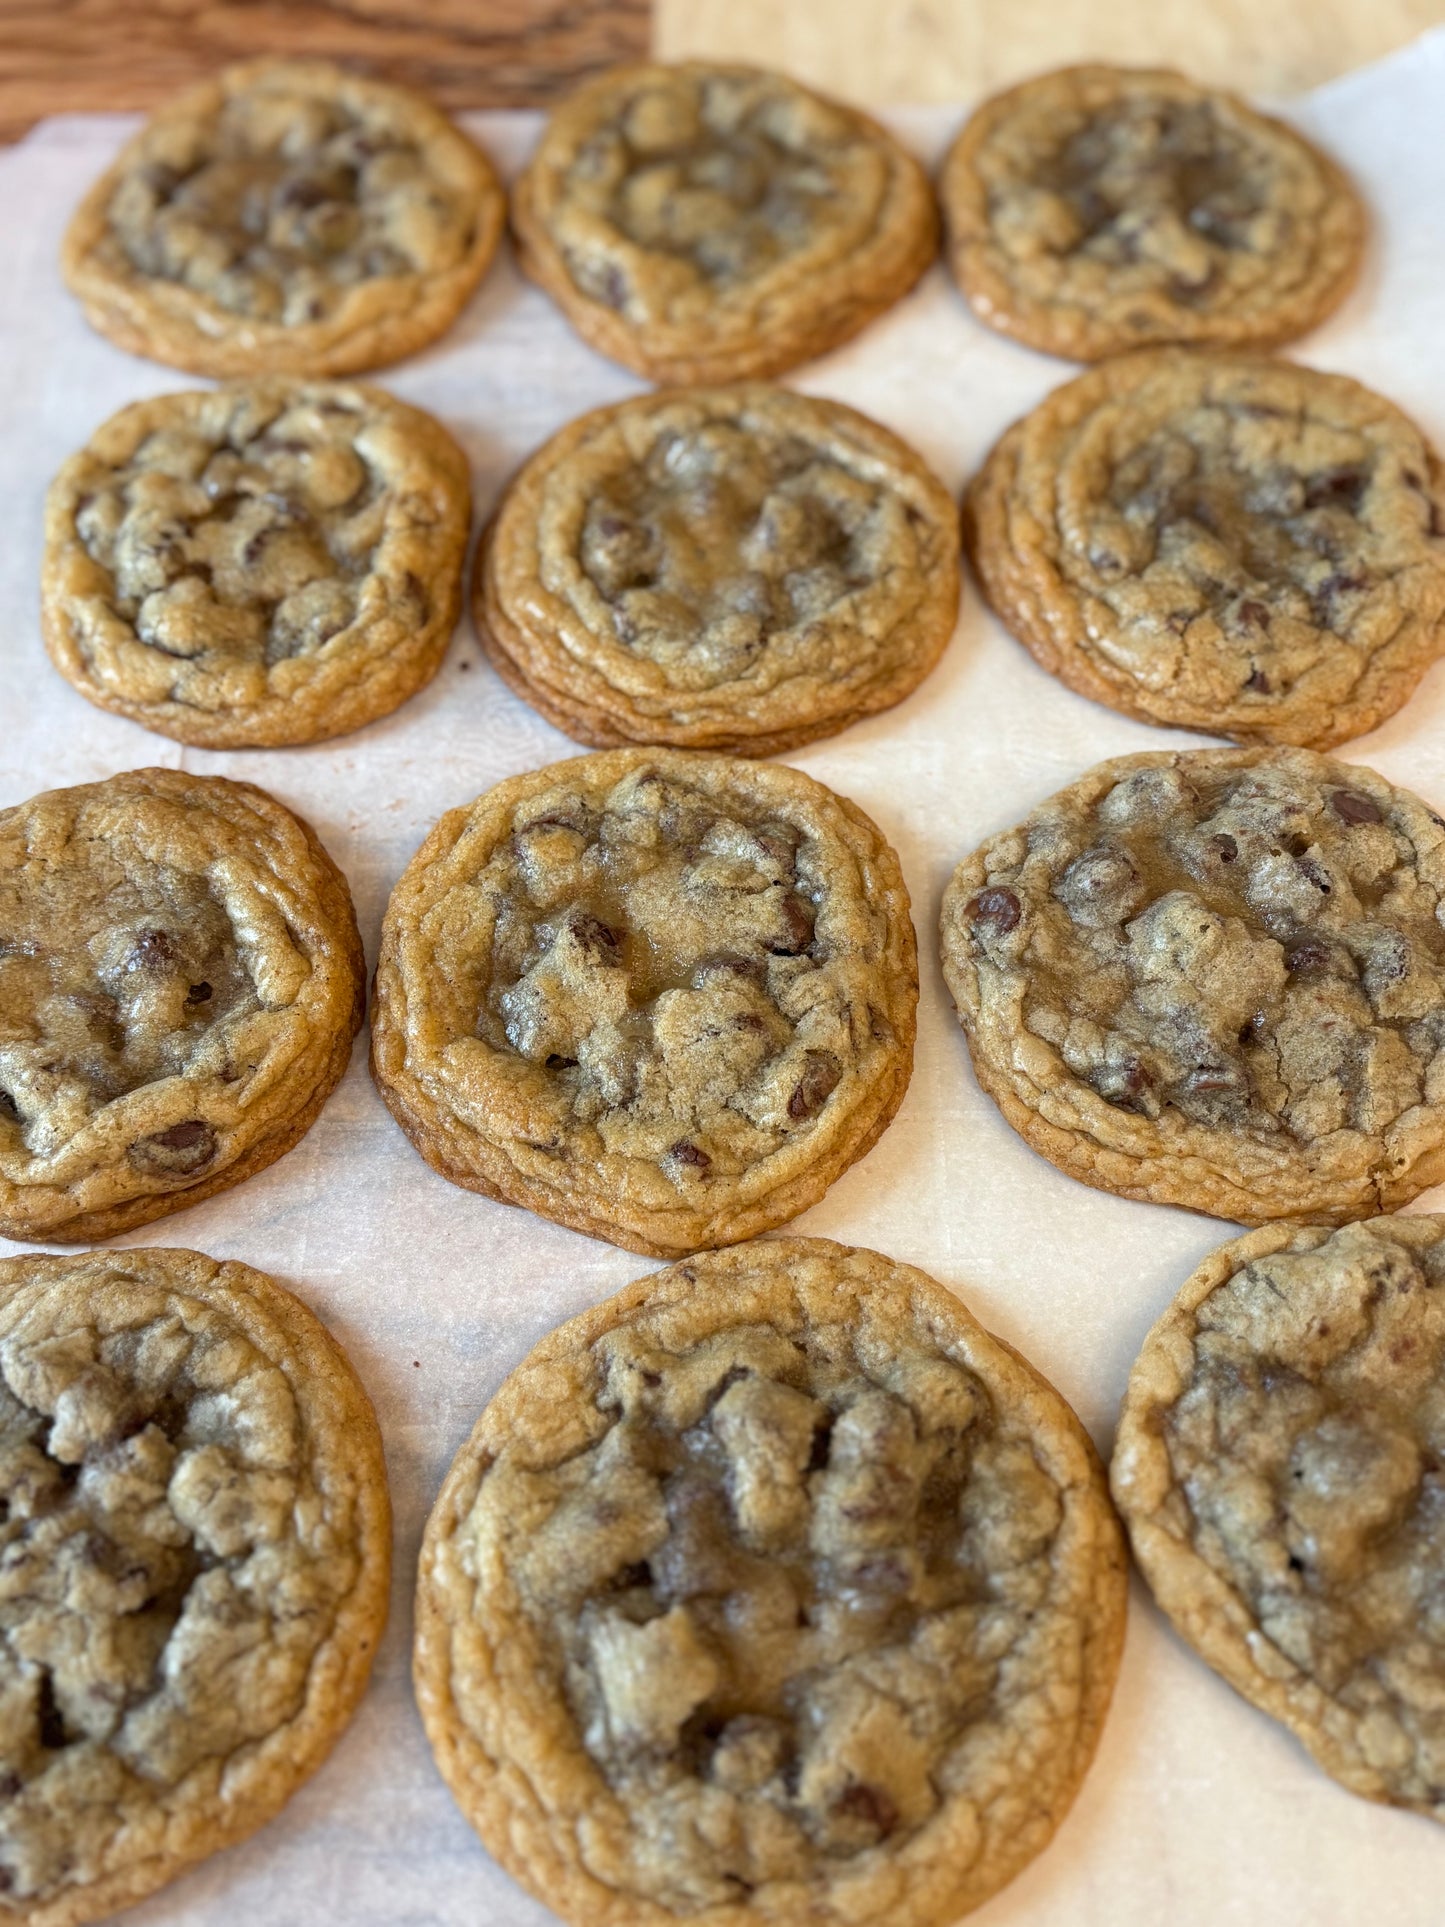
[61,59,505,378]
[0,768,365,1244]
[511,62,938,385]
[940,747,1445,1225]
[371,751,916,1256]
[43,381,471,750]
[1113,1216,1445,1817]
[940,65,1365,362]
[0,1245,390,1924]
[966,352,1445,748]
[415,1237,1126,1925]
[478,386,960,755]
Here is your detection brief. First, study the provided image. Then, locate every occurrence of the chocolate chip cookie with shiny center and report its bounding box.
[61,59,505,378]
[0,1246,390,1923]
[1114,1216,1445,1818]
[478,386,961,755]
[371,751,916,1256]
[940,748,1445,1225]
[44,381,471,750]
[941,64,1364,362]
[967,352,1445,749]
[0,768,364,1244]
[511,62,938,384]
[415,1238,1126,1925]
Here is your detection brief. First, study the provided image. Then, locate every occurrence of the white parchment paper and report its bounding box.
[4,33,1445,1922]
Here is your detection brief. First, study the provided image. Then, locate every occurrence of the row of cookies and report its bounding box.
[38,354,1445,758]
[9,1208,1436,1926]
[60,58,1367,386]
[12,738,1445,1253]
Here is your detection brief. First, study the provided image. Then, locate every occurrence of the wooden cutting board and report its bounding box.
[0,0,1438,142]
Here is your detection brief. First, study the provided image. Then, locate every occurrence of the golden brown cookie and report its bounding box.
[511,62,938,385]
[43,381,472,750]
[941,64,1365,362]
[940,747,1445,1226]
[965,351,1445,748]
[61,59,505,378]
[477,385,961,756]
[371,750,916,1256]
[0,1244,391,1925]
[1113,1216,1445,1818]
[415,1237,1127,1925]
[0,768,365,1244]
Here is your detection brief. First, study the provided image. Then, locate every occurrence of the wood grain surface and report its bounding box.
[0,0,1440,145]
[0,0,649,141]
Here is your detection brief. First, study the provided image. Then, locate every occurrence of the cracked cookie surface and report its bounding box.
[370,750,916,1256]
[1113,1216,1445,1817]
[61,59,505,378]
[0,1245,390,1926]
[43,381,471,750]
[478,386,960,755]
[415,1237,1126,1926]
[940,747,1445,1225]
[511,63,938,385]
[0,768,365,1244]
[967,352,1445,748]
[940,64,1364,361]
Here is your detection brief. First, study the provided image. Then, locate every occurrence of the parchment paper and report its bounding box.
[4,34,1445,1922]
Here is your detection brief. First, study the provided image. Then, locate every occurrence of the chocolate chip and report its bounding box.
[1243,667,1272,694]
[1330,789,1382,826]
[1285,939,1333,975]
[185,982,212,1005]
[834,1782,898,1838]
[569,914,622,961]
[1097,1057,1154,1112]
[1238,599,1270,628]
[1303,466,1367,512]
[668,1140,712,1172]
[128,1120,217,1175]
[768,893,815,955]
[968,887,1021,935]
[276,177,331,210]
[787,1051,841,1121]
[126,928,177,973]
[1185,1064,1236,1094]
[36,1670,69,1751]
[1210,833,1238,862]
[693,950,766,987]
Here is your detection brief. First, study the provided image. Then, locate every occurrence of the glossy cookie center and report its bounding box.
[1076,379,1439,697]
[562,71,884,305]
[105,84,476,324]
[492,1315,1063,1904]
[578,419,899,688]
[73,389,416,675]
[0,848,253,1163]
[969,760,1445,1140]
[0,1287,351,1899]
[477,769,892,1174]
[1160,1224,1445,1796]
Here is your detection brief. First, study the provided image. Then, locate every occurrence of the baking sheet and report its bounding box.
[4,33,1445,1922]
